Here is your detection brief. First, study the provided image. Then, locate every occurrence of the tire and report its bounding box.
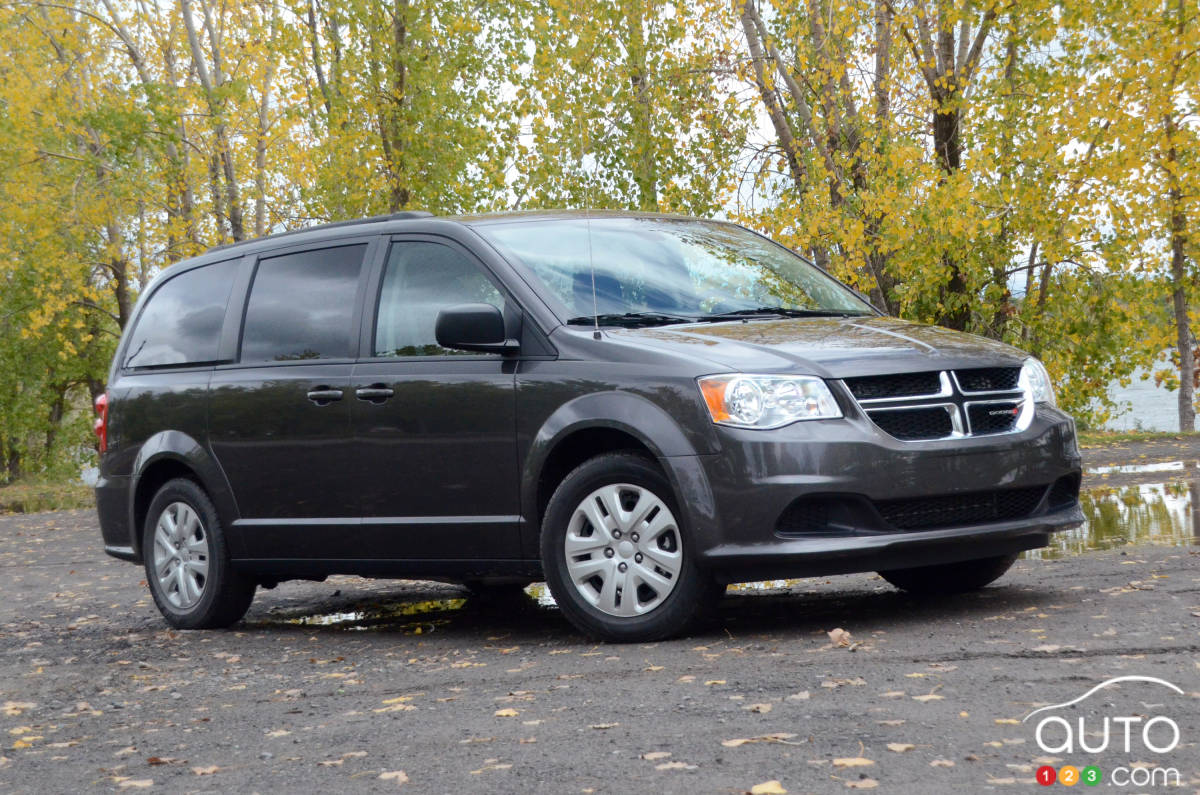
[540,452,722,642]
[142,478,256,629]
[878,553,1019,595]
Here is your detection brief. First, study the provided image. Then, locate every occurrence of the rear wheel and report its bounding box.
[541,453,721,642]
[878,554,1019,595]
[143,478,256,629]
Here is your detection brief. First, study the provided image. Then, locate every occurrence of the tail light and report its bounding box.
[94,391,109,453]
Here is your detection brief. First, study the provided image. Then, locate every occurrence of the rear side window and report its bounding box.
[241,244,367,363]
[123,259,238,368]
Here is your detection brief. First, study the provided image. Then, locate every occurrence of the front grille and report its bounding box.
[956,367,1020,392]
[844,371,941,400]
[846,366,1028,441]
[870,407,954,441]
[874,485,1048,531]
[967,401,1022,435]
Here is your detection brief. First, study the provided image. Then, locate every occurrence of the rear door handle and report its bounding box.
[306,388,344,405]
[355,385,395,403]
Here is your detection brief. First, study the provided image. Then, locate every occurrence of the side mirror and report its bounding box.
[435,303,519,354]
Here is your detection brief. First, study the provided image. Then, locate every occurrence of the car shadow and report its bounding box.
[240,576,1070,644]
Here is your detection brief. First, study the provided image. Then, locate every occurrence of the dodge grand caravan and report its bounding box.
[94,211,1084,641]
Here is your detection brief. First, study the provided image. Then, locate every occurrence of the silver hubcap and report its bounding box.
[152,501,210,609]
[564,483,683,617]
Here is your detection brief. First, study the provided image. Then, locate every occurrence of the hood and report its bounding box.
[608,316,1029,378]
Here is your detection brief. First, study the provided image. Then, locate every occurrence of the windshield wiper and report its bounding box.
[566,312,700,328]
[701,306,870,320]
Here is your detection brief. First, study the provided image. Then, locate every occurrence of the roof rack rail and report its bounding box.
[205,210,435,253]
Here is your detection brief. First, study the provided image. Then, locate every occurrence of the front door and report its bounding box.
[208,240,372,558]
[351,238,520,559]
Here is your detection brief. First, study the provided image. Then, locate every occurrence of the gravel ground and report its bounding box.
[1,505,1198,794]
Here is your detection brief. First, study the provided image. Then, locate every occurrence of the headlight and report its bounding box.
[1020,358,1056,406]
[698,374,842,429]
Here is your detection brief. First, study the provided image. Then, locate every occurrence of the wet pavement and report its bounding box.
[1,506,1198,793]
[2,439,1200,793]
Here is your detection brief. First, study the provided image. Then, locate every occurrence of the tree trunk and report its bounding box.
[1169,154,1194,431]
[626,0,657,211]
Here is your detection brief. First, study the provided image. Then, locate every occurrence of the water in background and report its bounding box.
[1104,364,1182,431]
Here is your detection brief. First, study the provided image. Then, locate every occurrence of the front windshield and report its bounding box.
[475,217,873,326]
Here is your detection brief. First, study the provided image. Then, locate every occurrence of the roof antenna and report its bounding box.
[581,116,601,340]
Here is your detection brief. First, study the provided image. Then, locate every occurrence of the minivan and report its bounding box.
[94,211,1083,641]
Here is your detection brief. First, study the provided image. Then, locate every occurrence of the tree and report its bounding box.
[515,0,748,214]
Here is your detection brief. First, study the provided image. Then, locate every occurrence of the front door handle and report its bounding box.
[306,387,344,405]
[355,385,395,403]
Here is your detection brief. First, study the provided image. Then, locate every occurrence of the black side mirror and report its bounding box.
[435,303,519,354]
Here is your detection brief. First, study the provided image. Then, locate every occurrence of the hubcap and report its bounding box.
[151,501,210,609]
[563,483,683,617]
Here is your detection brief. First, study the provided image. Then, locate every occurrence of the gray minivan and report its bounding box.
[94,211,1083,641]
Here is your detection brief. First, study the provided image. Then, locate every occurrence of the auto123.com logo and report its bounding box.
[1022,676,1184,787]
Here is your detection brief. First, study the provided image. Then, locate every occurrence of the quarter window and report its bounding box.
[123,258,238,368]
[374,242,505,357]
[241,244,367,363]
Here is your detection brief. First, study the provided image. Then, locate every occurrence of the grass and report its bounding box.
[1077,429,1200,448]
[0,476,93,514]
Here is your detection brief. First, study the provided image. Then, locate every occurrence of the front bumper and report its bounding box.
[679,405,1082,581]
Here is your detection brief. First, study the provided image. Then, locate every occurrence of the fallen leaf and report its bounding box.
[822,678,867,689]
[786,691,810,701]
[750,780,787,794]
[846,780,879,790]
[994,719,1019,725]
[118,781,152,790]
[192,765,219,775]
[827,628,852,647]
[379,770,408,785]
[745,703,772,714]
[317,759,344,767]
[705,680,726,686]
[930,759,955,767]
[656,761,697,770]
[833,757,875,768]
[266,729,291,738]
[641,751,671,760]
[1,702,34,717]
[886,743,914,753]
[912,694,944,703]
[721,733,799,748]
[146,756,185,766]
[589,723,618,730]
[494,708,519,717]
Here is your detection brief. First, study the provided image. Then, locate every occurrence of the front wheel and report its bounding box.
[878,553,1019,595]
[143,478,256,629]
[541,453,721,642]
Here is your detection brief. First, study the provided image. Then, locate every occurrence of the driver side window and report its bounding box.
[374,241,505,357]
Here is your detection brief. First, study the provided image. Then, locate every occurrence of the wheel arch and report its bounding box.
[128,431,239,560]
[520,391,719,559]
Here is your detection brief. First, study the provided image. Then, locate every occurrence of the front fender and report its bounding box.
[520,391,722,561]
[129,431,240,557]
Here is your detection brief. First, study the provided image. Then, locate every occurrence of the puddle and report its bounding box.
[273,597,469,633]
[1090,460,1199,475]
[1027,480,1200,559]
